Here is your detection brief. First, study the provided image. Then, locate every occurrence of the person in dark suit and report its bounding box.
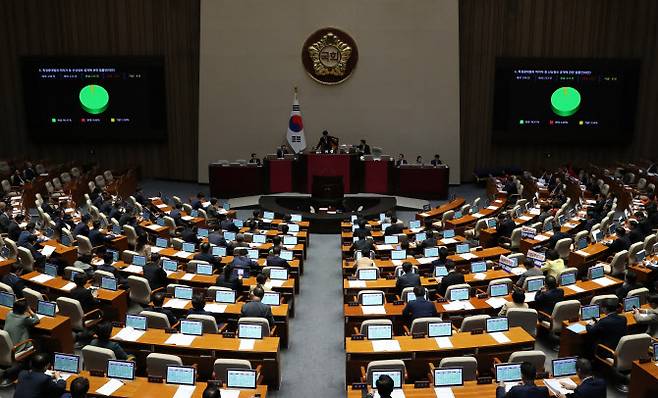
[431,154,443,166]
[559,358,606,398]
[357,139,371,155]
[97,252,122,281]
[353,220,372,240]
[17,222,37,247]
[316,130,337,153]
[546,221,570,250]
[21,235,46,268]
[384,217,404,235]
[248,153,262,166]
[402,286,438,324]
[207,231,227,247]
[187,293,213,316]
[351,235,374,253]
[2,262,25,298]
[534,276,564,315]
[181,226,198,244]
[62,376,89,398]
[10,169,24,186]
[193,243,221,269]
[586,299,627,358]
[366,374,394,398]
[7,214,23,242]
[218,214,239,232]
[396,262,421,294]
[150,291,178,326]
[607,227,631,253]
[240,287,275,327]
[495,362,549,398]
[108,203,122,223]
[69,273,99,313]
[191,192,206,210]
[72,215,91,238]
[418,230,437,250]
[266,246,289,268]
[169,204,184,226]
[227,248,260,278]
[88,220,112,247]
[13,352,66,398]
[143,254,168,291]
[438,261,465,297]
[627,220,645,244]
[0,202,11,233]
[90,322,130,360]
[615,271,642,299]
[22,163,36,182]
[496,213,517,240]
[395,153,407,167]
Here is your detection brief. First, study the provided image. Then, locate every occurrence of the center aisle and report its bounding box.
[269,233,345,396]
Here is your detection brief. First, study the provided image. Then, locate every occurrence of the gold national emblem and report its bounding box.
[302,28,358,85]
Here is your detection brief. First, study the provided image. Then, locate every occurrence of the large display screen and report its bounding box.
[492,58,640,143]
[21,56,166,141]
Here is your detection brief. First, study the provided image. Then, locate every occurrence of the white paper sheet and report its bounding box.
[459,253,478,260]
[592,277,616,287]
[575,250,590,257]
[348,280,367,288]
[544,378,577,396]
[566,285,585,293]
[217,390,240,398]
[472,213,484,219]
[181,273,195,281]
[61,282,76,291]
[30,274,54,284]
[486,297,508,309]
[441,238,458,244]
[434,387,455,398]
[417,257,437,264]
[45,370,75,381]
[269,280,285,287]
[524,292,537,303]
[443,301,475,311]
[239,339,255,350]
[361,305,386,315]
[518,215,532,221]
[181,216,194,221]
[205,303,228,313]
[165,333,196,346]
[375,390,406,398]
[95,379,124,396]
[487,206,498,210]
[391,260,403,266]
[376,245,394,250]
[534,235,549,242]
[490,332,511,343]
[566,323,587,333]
[371,340,401,352]
[150,246,164,253]
[122,265,143,274]
[114,327,145,342]
[473,273,486,280]
[435,336,453,348]
[156,203,168,209]
[175,251,192,259]
[146,224,163,230]
[172,385,196,398]
[164,298,189,309]
[41,245,56,257]
[564,222,578,228]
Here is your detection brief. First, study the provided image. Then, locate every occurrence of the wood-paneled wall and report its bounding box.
[459,0,658,181]
[0,0,200,180]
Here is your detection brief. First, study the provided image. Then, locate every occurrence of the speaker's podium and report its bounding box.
[311,176,344,207]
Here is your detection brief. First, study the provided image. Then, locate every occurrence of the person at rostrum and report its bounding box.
[357,139,371,155]
[241,286,275,328]
[402,286,438,324]
[495,362,549,398]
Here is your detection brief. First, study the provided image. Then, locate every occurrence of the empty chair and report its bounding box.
[0,282,13,295]
[628,242,644,262]
[103,170,114,183]
[146,353,183,378]
[127,276,156,306]
[627,287,649,305]
[554,238,573,260]
[187,314,219,334]
[76,235,93,256]
[81,345,115,371]
[123,225,138,249]
[359,319,393,335]
[538,299,580,339]
[0,329,35,373]
[408,317,444,336]
[16,247,34,273]
[507,308,538,337]
[21,288,47,311]
[365,360,406,387]
[213,359,253,385]
[3,238,18,259]
[595,333,651,392]
[140,310,173,329]
[604,250,628,277]
[182,203,193,214]
[459,314,490,332]
[56,297,103,332]
[508,351,546,372]
[238,317,271,337]
[438,357,478,381]
[590,294,618,306]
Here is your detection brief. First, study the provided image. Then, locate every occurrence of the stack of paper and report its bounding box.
[30,274,54,284]
[443,301,474,311]
[146,224,162,230]
[417,257,437,264]
[239,339,255,351]
[473,273,486,280]
[518,215,532,221]
[175,251,191,259]
[434,387,455,398]
[181,273,195,281]
[509,267,526,276]
[435,337,453,348]
[95,379,124,396]
[122,265,143,274]
[534,235,549,242]
[61,282,76,291]
[348,280,367,288]
[205,303,228,313]
[485,297,508,309]
[459,253,478,260]
[419,212,430,217]
[361,306,386,315]
[490,332,511,343]
[524,292,536,303]
[163,299,189,309]
[41,245,56,257]
[592,277,615,287]
[172,385,196,398]
[165,334,196,346]
[441,238,458,244]
[371,340,401,352]
[217,390,240,398]
[544,378,576,396]
[114,327,145,342]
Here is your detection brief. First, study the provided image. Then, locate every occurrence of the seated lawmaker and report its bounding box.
[150,291,178,326]
[2,262,25,298]
[396,262,420,294]
[3,300,39,352]
[633,294,658,337]
[191,192,206,210]
[516,259,543,288]
[541,249,565,279]
[241,287,275,327]
[495,362,548,398]
[534,276,564,315]
[14,352,66,398]
[73,214,91,238]
[353,220,371,239]
[384,217,404,235]
[351,235,374,253]
[438,261,465,297]
[89,220,113,246]
[187,293,213,316]
[498,289,528,317]
[194,242,220,269]
[557,358,605,398]
[70,273,99,313]
[143,254,168,291]
[615,271,641,299]
[402,286,437,324]
[90,322,130,360]
[266,246,289,268]
[227,248,260,278]
[585,299,627,358]
[607,227,631,253]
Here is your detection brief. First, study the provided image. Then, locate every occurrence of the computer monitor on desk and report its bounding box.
[552,357,578,377]
[54,353,79,374]
[495,363,523,383]
[434,367,463,387]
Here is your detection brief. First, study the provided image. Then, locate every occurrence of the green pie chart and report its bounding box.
[550,86,581,117]
[79,84,109,114]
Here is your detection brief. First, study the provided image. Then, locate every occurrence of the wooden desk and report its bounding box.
[21,271,128,321]
[415,198,466,222]
[0,258,15,276]
[447,247,511,264]
[629,258,658,284]
[629,360,658,398]
[40,239,77,265]
[567,242,609,274]
[110,327,281,389]
[343,277,438,296]
[0,305,73,353]
[345,327,535,384]
[67,371,267,397]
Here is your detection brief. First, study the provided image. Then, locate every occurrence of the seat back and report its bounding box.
[213,359,252,384]
[643,234,656,254]
[509,351,546,372]
[140,310,171,329]
[359,319,393,335]
[438,357,478,381]
[554,238,573,259]
[21,287,45,311]
[441,210,455,223]
[0,330,15,367]
[510,228,522,249]
[123,225,138,248]
[127,276,152,305]
[238,317,270,337]
[0,282,13,295]
[614,333,651,371]
[187,314,219,334]
[590,294,618,306]
[366,360,406,387]
[627,287,649,305]
[459,314,490,332]
[400,287,416,302]
[76,235,93,256]
[550,300,581,334]
[3,238,18,259]
[146,353,182,378]
[121,250,139,264]
[81,345,115,371]
[473,219,487,238]
[61,229,75,246]
[608,250,628,277]
[56,297,85,331]
[542,216,554,231]
[410,317,444,336]
[16,247,34,272]
[507,308,538,337]
[93,270,115,284]
[628,242,644,261]
[445,284,470,300]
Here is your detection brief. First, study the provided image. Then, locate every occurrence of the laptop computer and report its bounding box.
[269,268,288,280]
[490,284,509,298]
[212,246,227,257]
[486,317,509,333]
[125,314,147,331]
[371,370,402,389]
[238,322,263,339]
[182,242,195,253]
[215,289,237,304]
[44,263,58,277]
[424,247,439,258]
[247,249,259,259]
[180,320,203,336]
[224,231,236,241]
[163,260,178,273]
[470,261,487,273]
[132,255,146,266]
[107,360,136,381]
[434,367,464,387]
[495,363,523,383]
[196,263,213,276]
[391,250,406,260]
[227,369,258,389]
[166,365,196,386]
[357,268,377,281]
[261,291,280,306]
[434,266,448,278]
[366,324,393,340]
[588,265,605,280]
[280,250,294,261]
[290,214,302,222]
[252,234,267,244]
[283,236,297,245]
[409,220,421,229]
[100,277,117,291]
[361,292,384,306]
[384,235,399,244]
[581,304,600,321]
[415,232,427,242]
[456,244,469,254]
[559,272,576,286]
[427,322,452,337]
[0,292,15,308]
[53,353,79,374]
[156,237,168,248]
[37,300,56,317]
[552,357,578,378]
[526,278,544,292]
[624,296,640,312]
[443,229,456,238]
[174,286,193,300]
[449,288,469,302]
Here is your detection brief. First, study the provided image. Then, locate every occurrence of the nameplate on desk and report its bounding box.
[348,301,359,307]
[351,334,365,340]
[412,332,425,339]
[222,331,236,338]
[477,377,493,385]
[470,328,484,335]
[164,327,177,334]
[414,381,430,388]
[352,383,368,390]
[148,376,163,383]
[393,300,404,306]
[112,321,125,328]
[90,369,105,377]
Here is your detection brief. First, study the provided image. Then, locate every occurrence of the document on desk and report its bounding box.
[122,265,143,274]
[172,385,196,398]
[524,292,536,303]
[575,250,590,257]
[164,299,189,309]
[443,301,475,311]
[534,234,549,242]
[61,282,76,292]
[269,280,285,287]
[30,274,54,284]
[435,337,453,348]
[518,215,532,221]
[490,332,511,343]
[419,212,430,217]
[205,303,228,314]
[95,378,124,396]
[218,390,240,398]
[348,280,367,288]
[471,213,484,219]
[486,205,498,210]
[566,285,585,293]
[409,228,422,234]
[473,272,486,280]
[238,338,255,351]
[150,246,164,254]
[566,323,587,333]
[434,387,455,398]
[417,257,437,264]
[45,370,75,381]
[441,238,458,244]
[156,203,168,209]
[528,208,541,215]
[485,297,508,309]
[181,273,195,281]
[371,340,401,352]
[114,327,145,342]
[165,333,196,346]
[391,260,403,266]
[181,216,194,221]
[564,222,578,229]
[376,244,394,251]
[41,245,56,257]
[175,251,192,259]
[544,378,577,396]
[361,305,386,315]
[592,277,616,287]
[458,252,478,260]
[146,224,163,230]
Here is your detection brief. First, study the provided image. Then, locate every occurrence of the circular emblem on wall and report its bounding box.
[302,28,359,85]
